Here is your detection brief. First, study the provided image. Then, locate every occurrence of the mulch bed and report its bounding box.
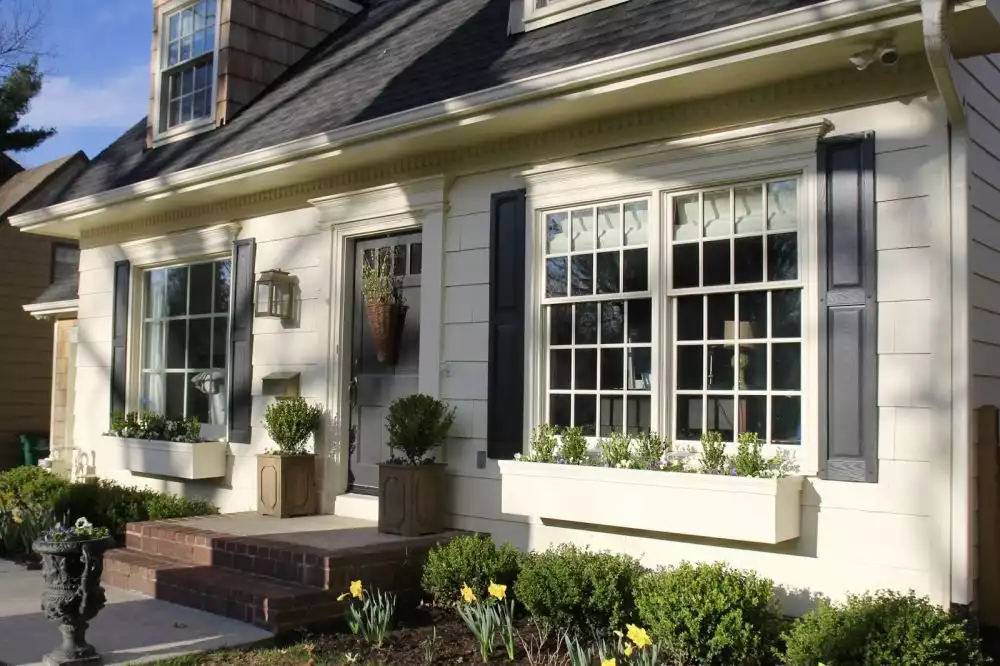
[167,606,557,665]
[303,606,544,665]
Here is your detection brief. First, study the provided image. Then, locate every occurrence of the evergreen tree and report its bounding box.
[0,58,53,153]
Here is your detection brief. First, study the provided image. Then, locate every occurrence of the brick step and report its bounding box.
[103,548,341,632]
[124,520,443,594]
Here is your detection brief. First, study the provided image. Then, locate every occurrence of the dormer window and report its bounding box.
[519,0,628,31]
[156,0,218,139]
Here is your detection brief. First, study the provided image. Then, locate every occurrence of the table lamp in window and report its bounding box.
[724,320,754,389]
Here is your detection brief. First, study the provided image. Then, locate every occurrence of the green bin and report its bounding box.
[19,433,50,467]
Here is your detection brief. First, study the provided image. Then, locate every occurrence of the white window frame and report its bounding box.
[540,197,656,438]
[523,125,823,473]
[123,224,240,442]
[518,0,629,32]
[153,0,221,145]
[664,176,806,449]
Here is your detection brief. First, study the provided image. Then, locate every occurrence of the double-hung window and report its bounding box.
[158,0,217,134]
[139,259,232,438]
[543,199,653,436]
[540,175,804,447]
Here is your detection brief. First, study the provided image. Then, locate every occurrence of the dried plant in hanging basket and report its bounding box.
[362,249,408,363]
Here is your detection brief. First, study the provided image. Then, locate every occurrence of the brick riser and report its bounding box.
[102,519,459,633]
[102,549,339,632]
[124,521,442,593]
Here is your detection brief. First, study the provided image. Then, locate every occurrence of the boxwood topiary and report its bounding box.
[516,543,644,637]
[635,561,781,665]
[421,534,521,605]
[782,590,986,666]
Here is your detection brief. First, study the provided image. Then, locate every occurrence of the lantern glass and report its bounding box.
[255,271,294,319]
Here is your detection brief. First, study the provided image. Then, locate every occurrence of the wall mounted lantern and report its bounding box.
[255,269,294,319]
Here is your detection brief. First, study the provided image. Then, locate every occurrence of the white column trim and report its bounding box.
[312,176,446,506]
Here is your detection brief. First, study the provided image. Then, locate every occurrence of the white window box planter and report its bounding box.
[497,460,804,544]
[103,436,228,480]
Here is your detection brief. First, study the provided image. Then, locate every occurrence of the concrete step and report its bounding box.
[102,547,340,632]
[123,519,446,594]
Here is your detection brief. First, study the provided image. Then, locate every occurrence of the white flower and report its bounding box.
[75,517,93,530]
[514,453,522,461]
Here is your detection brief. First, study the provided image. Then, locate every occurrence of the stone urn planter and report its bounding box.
[33,535,115,666]
[378,462,446,536]
[378,394,456,537]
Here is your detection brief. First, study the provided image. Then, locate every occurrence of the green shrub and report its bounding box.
[517,544,644,637]
[0,467,217,556]
[0,465,71,506]
[263,397,324,454]
[558,427,590,465]
[421,534,521,605]
[633,431,670,469]
[635,561,781,666]
[385,394,455,464]
[699,431,728,474]
[110,411,201,442]
[523,424,559,462]
[145,493,218,521]
[783,590,985,666]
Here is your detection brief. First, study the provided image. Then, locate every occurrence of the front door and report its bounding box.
[348,232,422,493]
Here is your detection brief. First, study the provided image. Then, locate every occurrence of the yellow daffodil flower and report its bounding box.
[350,580,363,599]
[488,581,507,600]
[601,658,616,666]
[626,624,652,649]
[461,583,476,603]
[624,642,634,657]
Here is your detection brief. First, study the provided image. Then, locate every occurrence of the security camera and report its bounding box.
[876,43,899,66]
[848,41,898,70]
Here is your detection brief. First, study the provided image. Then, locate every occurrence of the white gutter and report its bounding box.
[22,299,79,319]
[920,0,971,608]
[922,0,965,122]
[10,0,920,232]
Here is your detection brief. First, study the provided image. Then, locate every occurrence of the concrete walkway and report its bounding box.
[0,558,272,666]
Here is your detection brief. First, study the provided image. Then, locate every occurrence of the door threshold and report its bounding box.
[333,492,379,522]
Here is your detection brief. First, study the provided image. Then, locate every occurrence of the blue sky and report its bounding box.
[18,0,153,167]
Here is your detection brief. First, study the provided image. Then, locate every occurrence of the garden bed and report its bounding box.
[160,607,545,665]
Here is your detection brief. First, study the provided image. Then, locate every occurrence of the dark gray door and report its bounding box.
[348,232,422,493]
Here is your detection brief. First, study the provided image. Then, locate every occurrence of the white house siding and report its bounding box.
[441,98,954,613]
[69,86,961,611]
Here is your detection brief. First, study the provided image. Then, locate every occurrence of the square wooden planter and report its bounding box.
[257,454,318,518]
[378,463,446,536]
[498,460,804,544]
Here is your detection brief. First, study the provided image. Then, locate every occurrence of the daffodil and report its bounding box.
[460,583,476,603]
[601,658,617,666]
[626,624,652,649]
[624,642,634,657]
[488,581,507,600]
[350,579,363,599]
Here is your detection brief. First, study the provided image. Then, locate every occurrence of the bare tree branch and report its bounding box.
[0,0,48,72]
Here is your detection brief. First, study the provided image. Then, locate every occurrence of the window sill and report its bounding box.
[151,115,216,148]
[103,435,228,480]
[497,460,804,543]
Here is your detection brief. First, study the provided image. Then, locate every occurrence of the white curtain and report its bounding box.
[143,271,166,414]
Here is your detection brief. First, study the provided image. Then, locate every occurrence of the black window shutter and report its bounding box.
[110,260,131,419]
[487,189,527,459]
[229,238,256,444]
[818,133,878,482]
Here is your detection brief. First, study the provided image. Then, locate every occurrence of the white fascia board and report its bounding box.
[23,299,79,319]
[10,0,923,233]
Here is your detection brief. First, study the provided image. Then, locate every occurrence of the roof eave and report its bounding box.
[11,0,991,235]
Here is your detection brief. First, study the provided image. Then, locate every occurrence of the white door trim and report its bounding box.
[311,176,446,510]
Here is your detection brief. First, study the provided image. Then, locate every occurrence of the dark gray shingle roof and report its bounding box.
[30,277,78,305]
[32,0,825,209]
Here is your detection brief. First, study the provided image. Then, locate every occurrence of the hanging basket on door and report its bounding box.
[366,301,408,364]
[362,248,407,365]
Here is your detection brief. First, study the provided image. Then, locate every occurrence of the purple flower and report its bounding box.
[729,466,738,476]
